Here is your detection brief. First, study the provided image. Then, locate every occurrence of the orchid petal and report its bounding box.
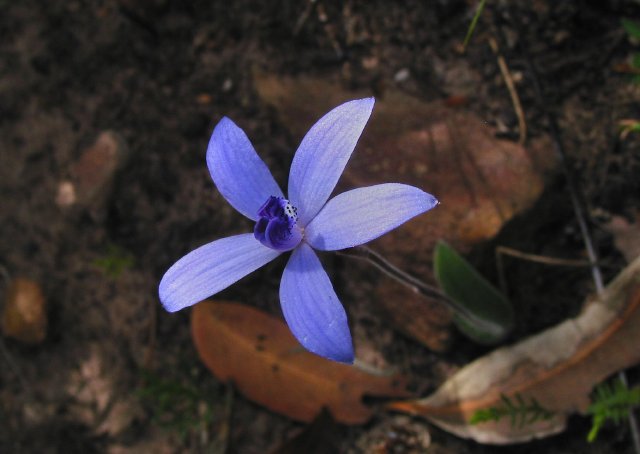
[279,242,354,363]
[288,98,375,226]
[159,233,280,312]
[207,117,284,220]
[305,183,438,251]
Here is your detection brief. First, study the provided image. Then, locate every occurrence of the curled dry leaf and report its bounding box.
[191,301,410,424]
[387,255,640,444]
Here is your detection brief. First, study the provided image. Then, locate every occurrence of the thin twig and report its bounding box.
[489,36,527,144]
[339,245,449,302]
[495,246,616,300]
[495,246,603,298]
[496,246,600,268]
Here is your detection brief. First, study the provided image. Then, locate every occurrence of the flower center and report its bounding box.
[254,196,303,251]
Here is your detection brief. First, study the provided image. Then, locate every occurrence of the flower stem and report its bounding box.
[338,245,487,327]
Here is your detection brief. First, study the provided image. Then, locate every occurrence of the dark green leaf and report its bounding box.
[434,241,513,344]
[622,19,640,39]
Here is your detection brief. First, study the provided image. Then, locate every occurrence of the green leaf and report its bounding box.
[463,0,487,50]
[622,18,640,39]
[434,241,513,344]
[621,121,640,134]
[93,244,134,278]
[469,394,554,428]
[586,380,640,442]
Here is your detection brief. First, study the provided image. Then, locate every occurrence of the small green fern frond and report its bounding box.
[587,380,640,442]
[469,393,555,428]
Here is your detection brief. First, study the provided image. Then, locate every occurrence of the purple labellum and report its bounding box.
[254,196,303,251]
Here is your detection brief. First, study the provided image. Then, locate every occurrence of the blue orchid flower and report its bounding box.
[159,98,438,363]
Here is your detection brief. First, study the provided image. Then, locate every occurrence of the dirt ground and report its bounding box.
[1,1,640,453]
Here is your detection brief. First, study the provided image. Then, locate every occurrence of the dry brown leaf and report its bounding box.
[387,255,640,444]
[255,73,556,261]
[254,72,557,351]
[191,301,410,424]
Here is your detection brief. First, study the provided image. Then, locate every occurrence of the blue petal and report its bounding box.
[305,183,438,251]
[288,98,375,226]
[207,117,284,221]
[159,233,281,312]
[279,242,354,363]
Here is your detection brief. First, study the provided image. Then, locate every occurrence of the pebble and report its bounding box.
[2,277,47,344]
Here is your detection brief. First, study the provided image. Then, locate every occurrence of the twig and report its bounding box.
[339,245,448,302]
[488,36,527,144]
[495,246,607,298]
[496,246,601,268]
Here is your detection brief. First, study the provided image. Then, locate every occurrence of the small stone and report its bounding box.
[2,277,47,344]
[55,180,77,207]
[222,78,233,92]
[394,68,410,83]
